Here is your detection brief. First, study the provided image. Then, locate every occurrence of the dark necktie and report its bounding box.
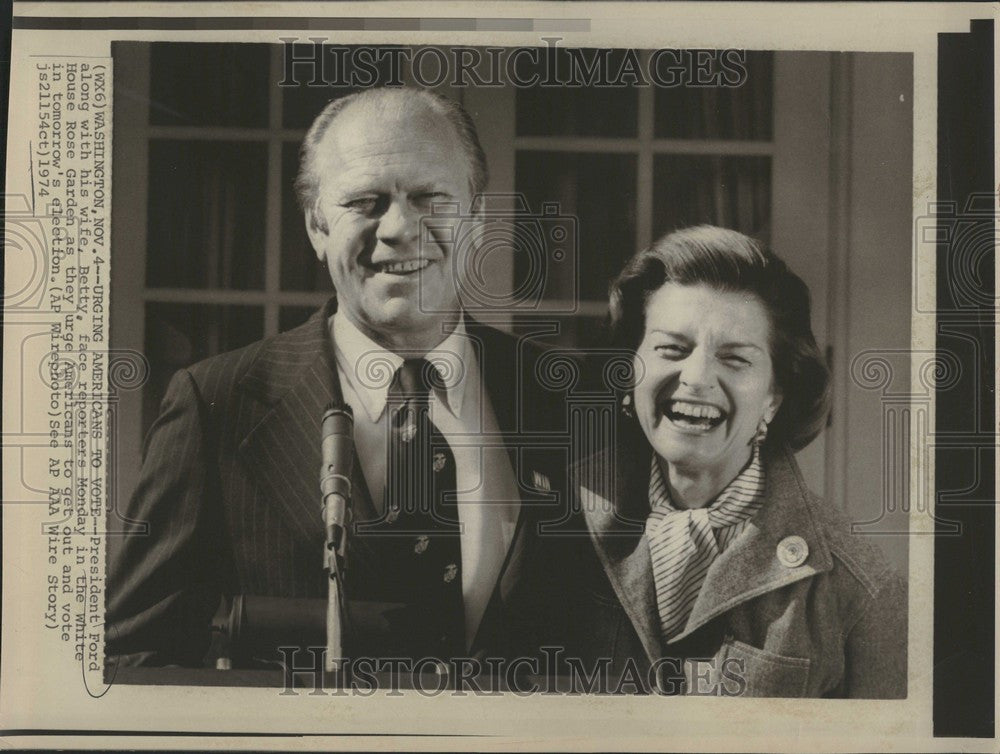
[382,358,465,660]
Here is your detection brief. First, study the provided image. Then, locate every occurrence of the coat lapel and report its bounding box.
[579,440,663,665]
[671,446,834,643]
[580,440,836,658]
[237,299,376,548]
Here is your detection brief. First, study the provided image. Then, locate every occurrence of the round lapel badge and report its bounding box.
[776,535,809,568]
[432,452,447,473]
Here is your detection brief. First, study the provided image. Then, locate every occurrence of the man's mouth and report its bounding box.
[662,399,728,432]
[371,259,432,275]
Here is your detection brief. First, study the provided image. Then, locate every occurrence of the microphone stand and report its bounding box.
[321,404,354,673]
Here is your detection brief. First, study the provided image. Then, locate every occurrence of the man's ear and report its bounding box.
[305,206,328,261]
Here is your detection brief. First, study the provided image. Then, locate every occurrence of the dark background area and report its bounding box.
[933,18,995,739]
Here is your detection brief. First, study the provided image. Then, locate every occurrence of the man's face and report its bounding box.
[306,99,474,353]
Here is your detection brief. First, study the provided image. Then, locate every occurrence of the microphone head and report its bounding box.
[323,402,353,421]
[321,402,355,498]
[322,402,354,437]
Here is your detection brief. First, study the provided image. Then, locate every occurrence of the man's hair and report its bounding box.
[609,224,831,451]
[294,87,489,233]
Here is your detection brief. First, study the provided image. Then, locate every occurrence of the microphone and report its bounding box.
[320,402,354,671]
[321,403,354,565]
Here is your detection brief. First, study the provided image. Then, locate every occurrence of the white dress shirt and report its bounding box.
[330,312,521,650]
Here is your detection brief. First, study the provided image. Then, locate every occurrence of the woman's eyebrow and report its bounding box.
[649,329,688,339]
[719,341,765,351]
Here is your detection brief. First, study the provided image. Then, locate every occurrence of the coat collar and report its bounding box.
[578,439,834,663]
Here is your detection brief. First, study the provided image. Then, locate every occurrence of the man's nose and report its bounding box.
[678,350,716,392]
[376,197,419,247]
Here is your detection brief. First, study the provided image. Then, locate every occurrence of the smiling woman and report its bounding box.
[631,282,781,509]
[525,225,907,698]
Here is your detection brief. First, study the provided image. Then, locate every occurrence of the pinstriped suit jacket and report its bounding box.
[106,298,572,667]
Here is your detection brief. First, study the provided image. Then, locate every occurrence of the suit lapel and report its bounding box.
[237,299,376,548]
[464,320,551,653]
[465,318,519,472]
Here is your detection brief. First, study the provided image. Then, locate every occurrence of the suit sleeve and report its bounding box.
[105,368,225,667]
[843,568,908,698]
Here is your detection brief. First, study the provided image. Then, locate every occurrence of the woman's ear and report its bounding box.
[765,391,783,424]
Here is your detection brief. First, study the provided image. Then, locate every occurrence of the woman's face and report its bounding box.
[632,282,782,477]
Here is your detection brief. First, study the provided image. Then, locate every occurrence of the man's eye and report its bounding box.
[412,192,450,208]
[343,197,382,214]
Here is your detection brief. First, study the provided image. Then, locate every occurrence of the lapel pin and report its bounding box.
[776,535,809,568]
[532,471,551,491]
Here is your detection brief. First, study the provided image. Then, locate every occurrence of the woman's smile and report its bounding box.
[632,282,781,488]
[659,397,728,433]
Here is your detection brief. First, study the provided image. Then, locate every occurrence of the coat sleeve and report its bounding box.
[843,568,908,698]
[105,368,225,667]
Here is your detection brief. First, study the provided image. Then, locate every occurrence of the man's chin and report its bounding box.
[357,304,456,348]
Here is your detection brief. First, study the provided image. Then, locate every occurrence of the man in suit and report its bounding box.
[106,88,569,669]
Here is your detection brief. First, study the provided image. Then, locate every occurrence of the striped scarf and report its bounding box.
[646,447,765,642]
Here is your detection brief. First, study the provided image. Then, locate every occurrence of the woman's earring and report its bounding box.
[753,417,769,447]
[621,393,635,419]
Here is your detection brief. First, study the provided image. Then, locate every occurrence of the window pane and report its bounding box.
[281,141,335,292]
[516,49,639,137]
[150,43,270,128]
[142,303,263,435]
[281,44,401,129]
[654,51,773,140]
[515,152,637,303]
[146,140,268,290]
[652,155,771,241]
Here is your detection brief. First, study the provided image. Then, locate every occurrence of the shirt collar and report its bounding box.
[648,445,766,522]
[331,312,469,423]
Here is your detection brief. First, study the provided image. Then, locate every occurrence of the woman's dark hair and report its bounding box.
[609,225,831,451]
